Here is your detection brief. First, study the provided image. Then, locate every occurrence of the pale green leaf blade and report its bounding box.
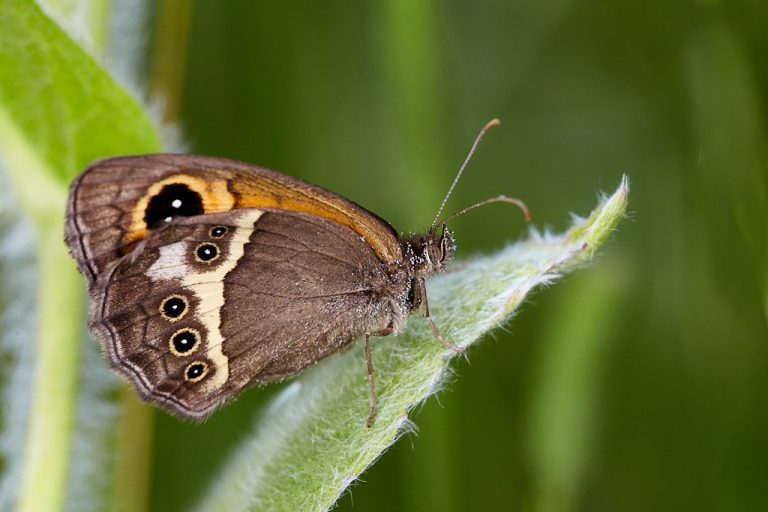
[0,0,161,200]
[197,177,629,512]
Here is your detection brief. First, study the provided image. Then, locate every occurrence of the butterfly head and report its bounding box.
[404,224,456,278]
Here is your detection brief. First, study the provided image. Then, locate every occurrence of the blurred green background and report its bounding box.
[6,0,768,510]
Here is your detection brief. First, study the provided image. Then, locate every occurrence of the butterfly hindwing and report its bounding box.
[93,208,410,418]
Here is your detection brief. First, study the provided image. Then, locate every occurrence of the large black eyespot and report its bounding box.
[159,295,188,321]
[195,242,220,263]
[209,226,228,238]
[170,328,200,355]
[184,361,209,383]
[145,183,204,229]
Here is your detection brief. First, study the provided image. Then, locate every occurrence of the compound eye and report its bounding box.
[426,243,441,265]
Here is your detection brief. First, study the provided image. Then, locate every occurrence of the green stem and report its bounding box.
[382,0,445,221]
[111,389,155,512]
[17,221,83,512]
[150,0,192,122]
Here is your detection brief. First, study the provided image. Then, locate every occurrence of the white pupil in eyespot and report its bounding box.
[171,198,183,209]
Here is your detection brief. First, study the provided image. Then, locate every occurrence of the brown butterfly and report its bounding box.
[64,119,528,426]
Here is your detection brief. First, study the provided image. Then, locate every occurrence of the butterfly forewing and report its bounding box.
[65,154,403,292]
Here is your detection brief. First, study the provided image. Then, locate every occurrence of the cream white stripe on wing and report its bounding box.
[147,209,263,391]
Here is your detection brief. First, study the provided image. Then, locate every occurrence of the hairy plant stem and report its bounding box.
[17,221,83,512]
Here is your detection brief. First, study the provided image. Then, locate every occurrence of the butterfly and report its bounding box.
[64,119,528,426]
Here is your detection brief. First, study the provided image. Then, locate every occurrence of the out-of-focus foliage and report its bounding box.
[161,2,767,511]
[1,0,766,511]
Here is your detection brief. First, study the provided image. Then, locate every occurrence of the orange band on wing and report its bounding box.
[230,179,403,264]
[124,170,402,264]
[125,174,235,246]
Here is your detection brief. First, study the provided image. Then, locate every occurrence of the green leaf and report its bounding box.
[0,1,161,511]
[0,3,629,510]
[0,0,160,220]
[196,177,629,512]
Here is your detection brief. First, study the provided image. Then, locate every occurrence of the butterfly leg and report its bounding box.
[418,277,464,353]
[365,334,377,428]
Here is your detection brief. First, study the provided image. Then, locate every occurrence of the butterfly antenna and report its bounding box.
[430,118,501,231]
[440,195,531,225]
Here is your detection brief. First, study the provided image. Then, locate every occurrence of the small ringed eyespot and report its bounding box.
[159,294,189,322]
[209,226,228,238]
[195,242,220,263]
[170,328,200,356]
[184,361,209,383]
